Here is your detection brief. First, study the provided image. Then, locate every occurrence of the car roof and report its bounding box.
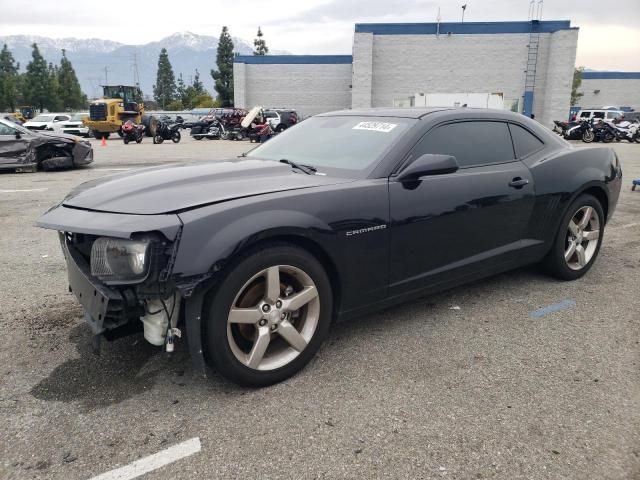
[316,107,534,121]
[317,107,451,119]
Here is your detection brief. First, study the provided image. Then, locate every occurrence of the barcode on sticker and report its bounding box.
[353,122,397,133]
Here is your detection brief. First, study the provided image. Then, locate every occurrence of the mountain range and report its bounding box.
[0,32,290,99]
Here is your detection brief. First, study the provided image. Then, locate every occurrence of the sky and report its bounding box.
[0,0,638,71]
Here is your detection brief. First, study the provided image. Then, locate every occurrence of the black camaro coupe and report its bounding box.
[37,108,622,386]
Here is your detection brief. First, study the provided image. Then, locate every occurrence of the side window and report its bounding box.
[508,123,544,158]
[593,112,605,119]
[0,123,16,135]
[412,121,515,168]
[579,111,590,118]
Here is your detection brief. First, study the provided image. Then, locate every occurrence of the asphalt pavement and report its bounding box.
[0,135,638,480]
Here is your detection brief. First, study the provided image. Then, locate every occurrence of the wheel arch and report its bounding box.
[179,231,342,379]
[579,184,609,222]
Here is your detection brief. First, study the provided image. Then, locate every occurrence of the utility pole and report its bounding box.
[461,4,467,22]
[436,7,441,37]
[132,52,140,88]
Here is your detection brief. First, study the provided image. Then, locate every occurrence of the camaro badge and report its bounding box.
[346,224,387,236]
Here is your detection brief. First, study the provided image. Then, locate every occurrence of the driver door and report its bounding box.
[388,120,535,297]
[0,122,30,165]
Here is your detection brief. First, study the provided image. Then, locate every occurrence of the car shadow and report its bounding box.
[30,323,192,411]
[30,265,549,401]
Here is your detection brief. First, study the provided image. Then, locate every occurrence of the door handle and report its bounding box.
[509,177,529,189]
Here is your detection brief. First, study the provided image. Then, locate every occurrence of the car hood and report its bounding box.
[24,121,52,127]
[34,130,82,142]
[63,159,352,215]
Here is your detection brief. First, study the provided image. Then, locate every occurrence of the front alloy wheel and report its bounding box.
[227,265,319,370]
[205,245,332,387]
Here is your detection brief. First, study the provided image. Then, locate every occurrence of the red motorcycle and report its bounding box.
[121,120,145,144]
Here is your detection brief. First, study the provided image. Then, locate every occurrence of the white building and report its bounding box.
[578,72,640,111]
[234,20,580,127]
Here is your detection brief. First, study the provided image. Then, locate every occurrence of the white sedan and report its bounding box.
[23,113,71,132]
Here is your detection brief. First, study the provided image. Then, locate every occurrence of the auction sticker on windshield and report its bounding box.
[352,121,397,133]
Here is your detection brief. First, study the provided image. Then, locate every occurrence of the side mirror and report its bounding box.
[397,154,459,182]
[15,131,21,139]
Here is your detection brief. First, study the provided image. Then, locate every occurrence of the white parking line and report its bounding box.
[87,437,201,480]
[0,188,48,193]
[93,168,133,171]
[611,222,640,230]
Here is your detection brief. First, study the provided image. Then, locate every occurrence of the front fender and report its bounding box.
[174,206,332,279]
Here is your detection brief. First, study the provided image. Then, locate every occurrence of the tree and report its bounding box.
[253,27,269,56]
[58,49,86,110]
[571,66,584,106]
[211,26,234,107]
[193,92,219,108]
[177,70,209,109]
[192,69,205,96]
[153,48,177,109]
[47,62,63,111]
[22,43,51,111]
[0,44,20,111]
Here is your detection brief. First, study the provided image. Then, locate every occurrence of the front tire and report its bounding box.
[204,245,333,387]
[582,130,594,143]
[543,194,604,280]
[154,135,164,144]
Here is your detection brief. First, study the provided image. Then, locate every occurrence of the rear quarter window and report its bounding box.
[508,124,544,158]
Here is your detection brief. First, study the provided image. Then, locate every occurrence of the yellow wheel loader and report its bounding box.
[83,85,157,139]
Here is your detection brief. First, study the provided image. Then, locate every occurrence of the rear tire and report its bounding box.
[542,194,604,281]
[204,244,332,387]
[171,131,181,143]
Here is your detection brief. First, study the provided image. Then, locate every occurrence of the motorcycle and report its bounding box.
[190,118,228,140]
[582,119,615,143]
[612,119,640,143]
[562,120,588,140]
[121,120,145,144]
[153,118,182,144]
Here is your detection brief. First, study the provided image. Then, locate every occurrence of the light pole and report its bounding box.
[461,4,467,23]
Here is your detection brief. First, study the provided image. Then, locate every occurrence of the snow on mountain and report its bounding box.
[0,33,289,98]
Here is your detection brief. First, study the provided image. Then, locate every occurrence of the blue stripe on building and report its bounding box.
[234,55,353,65]
[354,20,573,35]
[582,71,640,80]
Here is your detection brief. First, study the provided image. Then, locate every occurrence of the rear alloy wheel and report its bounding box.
[171,131,181,143]
[543,194,604,280]
[205,246,332,387]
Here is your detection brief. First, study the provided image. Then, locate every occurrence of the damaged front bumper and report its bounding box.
[39,205,184,338]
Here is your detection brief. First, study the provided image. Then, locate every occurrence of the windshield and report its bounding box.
[247,115,414,175]
[71,113,88,121]
[0,119,31,135]
[32,115,55,122]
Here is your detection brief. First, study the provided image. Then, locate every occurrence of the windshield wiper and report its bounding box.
[279,158,317,175]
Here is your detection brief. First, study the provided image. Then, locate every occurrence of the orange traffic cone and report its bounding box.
[101,136,107,147]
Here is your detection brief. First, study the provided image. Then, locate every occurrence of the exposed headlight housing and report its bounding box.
[91,237,151,284]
